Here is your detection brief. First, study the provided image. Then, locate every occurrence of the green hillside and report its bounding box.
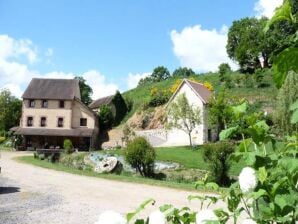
[122,70,278,122]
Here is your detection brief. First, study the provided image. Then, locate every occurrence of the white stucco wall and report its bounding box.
[164,82,208,146]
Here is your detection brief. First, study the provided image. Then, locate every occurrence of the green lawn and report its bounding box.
[103,145,244,176]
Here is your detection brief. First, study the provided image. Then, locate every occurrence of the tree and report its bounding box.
[112,91,128,125]
[151,66,171,82]
[218,63,232,82]
[227,17,269,73]
[207,90,232,140]
[274,71,298,135]
[98,105,114,130]
[172,67,195,77]
[125,137,156,177]
[167,93,201,146]
[0,89,22,132]
[75,76,93,105]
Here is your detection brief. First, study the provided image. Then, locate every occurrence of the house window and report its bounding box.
[59,100,65,108]
[29,100,35,108]
[42,100,48,108]
[40,117,47,127]
[57,117,64,127]
[80,118,87,126]
[27,117,33,127]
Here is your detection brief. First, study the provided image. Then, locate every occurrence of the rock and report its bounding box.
[94,156,121,173]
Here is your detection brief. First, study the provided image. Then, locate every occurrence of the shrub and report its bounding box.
[203,141,235,186]
[0,136,6,144]
[98,104,114,130]
[125,137,156,177]
[63,139,73,154]
[148,88,170,107]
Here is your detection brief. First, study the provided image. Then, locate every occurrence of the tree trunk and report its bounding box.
[188,132,192,147]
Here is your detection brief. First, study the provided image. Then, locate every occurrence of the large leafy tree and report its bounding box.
[172,67,195,77]
[0,89,22,131]
[151,66,171,82]
[75,76,93,105]
[227,17,269,73]
[167,93,201,146]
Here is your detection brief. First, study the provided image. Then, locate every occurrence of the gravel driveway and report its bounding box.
[0,152,226,224]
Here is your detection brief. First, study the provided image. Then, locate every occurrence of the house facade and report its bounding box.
[12,78,99,150]
[165,79,211,146]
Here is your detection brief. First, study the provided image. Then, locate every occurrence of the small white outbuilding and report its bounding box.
[164,79,212,146]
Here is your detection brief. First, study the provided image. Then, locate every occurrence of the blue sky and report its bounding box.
[0,0,282,98]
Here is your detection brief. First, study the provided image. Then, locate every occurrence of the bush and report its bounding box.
[125,137,156,177]
[0,136,6,144]
[148,88,170,107]
[203,141,235,186]
[98,104,114,130]
[63,139,73,154]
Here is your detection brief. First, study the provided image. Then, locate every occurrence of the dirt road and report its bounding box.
[0,152,225,224]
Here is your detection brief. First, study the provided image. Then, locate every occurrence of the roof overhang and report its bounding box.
[13,127,94,137]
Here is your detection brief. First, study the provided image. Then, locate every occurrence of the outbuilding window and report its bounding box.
[80,118,87,126]
[59,100,65,108]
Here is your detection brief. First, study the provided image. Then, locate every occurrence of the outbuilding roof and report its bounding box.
[22,78,81,100]
[89,95,114,109]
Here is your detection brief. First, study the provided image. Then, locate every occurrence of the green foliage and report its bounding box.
[203,142,235,186]
[112,91,128,125]
[125,137,156,177]
[272,48,298,88]
[290,99,298,124]
[63,139,73,154]
[167,93,201,146]
[75,76,93,105]
[0,136,6,144]
[227,17,268,72]
[151,66,171,82]
[98,104,114,130]
[0,89,22,131]
[274,71,298,134]
[148,88,170,107]
[218,63,231,82]
[172,67,195,77]
[208,90,233,139]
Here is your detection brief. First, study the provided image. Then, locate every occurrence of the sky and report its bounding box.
[0,0,283,99]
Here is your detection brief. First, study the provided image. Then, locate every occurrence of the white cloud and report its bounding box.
[0,34,118,99]
[254,0,283,18]
[127,72,151,89]
[170,25,237,73]
[82,70,118,99]
[0,35,37,63]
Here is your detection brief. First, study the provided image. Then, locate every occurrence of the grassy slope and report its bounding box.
[122,72,277,123]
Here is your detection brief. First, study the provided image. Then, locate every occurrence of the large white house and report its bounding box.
[136,79,212,147]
